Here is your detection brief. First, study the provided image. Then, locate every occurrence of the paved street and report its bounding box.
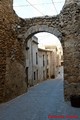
[0,67,80,120]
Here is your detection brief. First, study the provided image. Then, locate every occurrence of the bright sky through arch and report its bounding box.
[35,32,61,48]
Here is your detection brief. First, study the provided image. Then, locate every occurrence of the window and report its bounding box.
[25,67,28,87]
[43,55,45,66]
[36,52,38,64]
[37,70,38,80]
[43,70,45,80]
[47,55,48,65]
[47,69,49,78]
[34,72,36,80]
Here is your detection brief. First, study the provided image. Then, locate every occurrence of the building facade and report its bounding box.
[25,36,38,87]
[38,48,55,81]
[45,45,63,76]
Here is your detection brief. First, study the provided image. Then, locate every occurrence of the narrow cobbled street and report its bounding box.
[0,67,80,120]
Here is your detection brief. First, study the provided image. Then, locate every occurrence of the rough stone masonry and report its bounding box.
[0,0,27,103]
[0,0,80,103]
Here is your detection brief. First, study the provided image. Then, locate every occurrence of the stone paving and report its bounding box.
[0,67,80,120]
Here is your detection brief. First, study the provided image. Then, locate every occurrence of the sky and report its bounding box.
[35,32,61,48]
[13,0,65,18]
[13,0,65,48]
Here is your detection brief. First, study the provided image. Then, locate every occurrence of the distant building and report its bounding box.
[38,48,55,82]
[25,36,61,87]
[45,45,62,76]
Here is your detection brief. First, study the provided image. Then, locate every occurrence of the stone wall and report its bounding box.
[60,2,80,100]
[0,0,80,102]
[0,0,27,103]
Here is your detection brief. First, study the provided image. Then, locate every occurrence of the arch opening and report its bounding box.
[24,28,64,87]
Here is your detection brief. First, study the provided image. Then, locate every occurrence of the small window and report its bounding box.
[43,70,45,80]
[36,52,38,64]
[43,55,45,66]
[34,72,36,80]
[37,70,38,80]
[47,55,48,65]
[47,69,49,78]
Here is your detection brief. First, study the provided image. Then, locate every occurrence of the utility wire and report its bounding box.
[51,0,58,14]
[13,1,64,7]
[25,0,45,16]
[14,3,52,7]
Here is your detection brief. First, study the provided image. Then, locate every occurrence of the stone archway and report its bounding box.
[24,25,62,41]
[24,25,63,87]
[23,25,64,90]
